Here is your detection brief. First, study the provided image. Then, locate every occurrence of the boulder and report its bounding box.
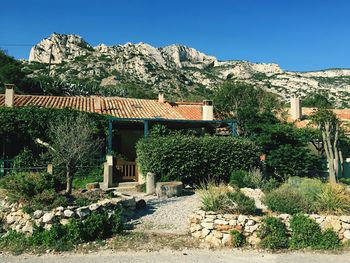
[76,207,90,218]
[42,212,55,223]
[63,209,75,218]
[156,182,183,198]
[89,203,101,211]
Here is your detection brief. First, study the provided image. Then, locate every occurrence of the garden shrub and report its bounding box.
[316,229,341,250]
[289,214,322,249]
[197,183,257,215]
[258,217,289,249]
[230,230,245,247]
[136,135,260,184]
[225,191,257,215]
[264,186,311,214]
[315,184,350,214]
[5,210,125,253]
[197,182,230,212]
[230,169,264,189]
[0,172,62,203]
[264,177,350,214]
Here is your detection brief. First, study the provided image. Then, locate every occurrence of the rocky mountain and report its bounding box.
[26,33,350,106]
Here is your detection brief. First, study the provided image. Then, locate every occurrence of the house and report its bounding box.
[0,84,235,185]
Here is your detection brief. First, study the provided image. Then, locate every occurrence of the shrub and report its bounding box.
[258,217,289,249]
[230,230,245,247]
[136,135,260,184]
[264,186,311,214]
[315,184,350,214]
[316,229,341,250]
[197,182,257,215]
[197,182,230,212]
[289,214,322,249]
[0,172,61,203]
[0,230,29,254]
[265,177,350,214]
[230,169,263,189]
[225,191,257,215]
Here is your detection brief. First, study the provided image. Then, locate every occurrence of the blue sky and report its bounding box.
[1,0,349,71]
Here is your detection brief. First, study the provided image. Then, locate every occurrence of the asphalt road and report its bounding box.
[1,249,350,263]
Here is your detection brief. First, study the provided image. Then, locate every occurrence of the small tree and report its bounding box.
[311,109,342,183]
[49,114,101,194]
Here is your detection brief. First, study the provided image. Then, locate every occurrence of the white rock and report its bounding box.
[6,214,16,224]
[63,209,75,218]
[76,207,90,218]
[89,203,101,211]
[237,215,248,223]
[42,212,55,223]
[214,219,228,225]
[201,222,214,230]
[344,230,350,240]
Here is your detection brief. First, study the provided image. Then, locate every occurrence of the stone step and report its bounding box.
[117,182,139,188]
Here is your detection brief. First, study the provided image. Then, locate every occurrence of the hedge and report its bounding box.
[136,135,260,184]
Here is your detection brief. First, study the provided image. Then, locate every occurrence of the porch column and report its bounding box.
[230,122,237,136]
[144,120,149,138]
[107,119,113,154]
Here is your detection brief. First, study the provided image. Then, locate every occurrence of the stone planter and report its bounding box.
[156,182,183,198]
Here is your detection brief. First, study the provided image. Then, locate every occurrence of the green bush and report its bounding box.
[289,214,322,249]
[258,217,289,249]
[264,186,311,214]
[0,172,62,203]
[230,230,245,247]
[225,191,257,215]
[197,182,230,212]
[6,210,125,253]
[230,169,264,189]
[264,177,350,215]
[197,183,257,215]
[317,229,341,250]
[315,184,350,214]
[136,135,260,184]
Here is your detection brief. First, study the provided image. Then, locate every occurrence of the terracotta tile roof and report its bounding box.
[286,107,350,132]
[0,94,204,121]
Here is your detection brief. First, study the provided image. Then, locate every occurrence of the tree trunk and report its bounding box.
[323,122,337,184]
[66,165,73,195]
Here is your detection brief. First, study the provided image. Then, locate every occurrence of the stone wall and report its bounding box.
[189,209,350,247]
[0,192,136,235]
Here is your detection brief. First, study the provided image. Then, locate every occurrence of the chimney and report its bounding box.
[290,96,301,120]
[5,84,15,107]
[202,100,214,121]
[158,92,165,103]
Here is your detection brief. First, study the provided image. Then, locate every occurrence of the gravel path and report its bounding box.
[130,193,200,234]
[3,250,350,263]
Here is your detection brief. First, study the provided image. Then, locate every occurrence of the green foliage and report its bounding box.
[1,211,124,253]
[229,169,263,189]
[225,191,257,214]
[0,172,62,203]
[264,186,310,214]
[258,217,289,249]
[197,183,257,214]
[302,92,333,108]
[73,166,103,189]
[289,214,322,249]
[266,144,323,179]
[265,177,350,214]
[136,135,260,184]
[230,230,245,247]
[317,229,341,250]
[315,184,350,214]
[197,182,230,212]
[0,107,107,159]
[0,230,29,254]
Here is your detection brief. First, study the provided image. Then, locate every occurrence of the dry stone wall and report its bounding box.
[189,209,350,247]
[0,193,136,235]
